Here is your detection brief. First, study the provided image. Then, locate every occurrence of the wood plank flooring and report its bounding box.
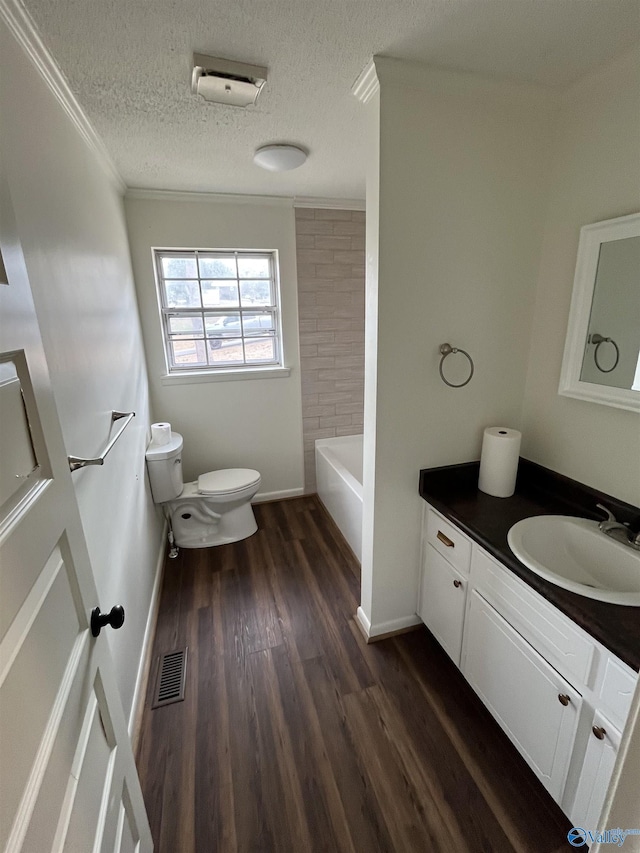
[136,496,572,852]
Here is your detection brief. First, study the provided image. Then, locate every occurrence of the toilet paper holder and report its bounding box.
[439,343,474,388]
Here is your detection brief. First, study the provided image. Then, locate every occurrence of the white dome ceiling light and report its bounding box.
[253,144,308,172]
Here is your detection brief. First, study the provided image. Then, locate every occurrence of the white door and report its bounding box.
[0,156,152,851]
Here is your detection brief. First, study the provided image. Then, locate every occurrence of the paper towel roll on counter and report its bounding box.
[478,427,521,498]
[151,422,171,446]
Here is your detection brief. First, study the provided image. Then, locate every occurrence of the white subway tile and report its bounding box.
[336,425,363,436]
[314,236,353,250]
[332,221,365,236]
[332,250,364,265]
[314,263,356,279]
[316,318,353,331]
[301,356,336,370]
[296,219,334,235]
[314,208,353,220]
[319,414,353,428]
[297,249,336,265]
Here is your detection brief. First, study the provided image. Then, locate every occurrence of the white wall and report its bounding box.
[520,47,640,837]
[360,89,381,628]
[0,19,163,720]
[521,48,640,506]
[361,59,554,633]
[125,194,304,497]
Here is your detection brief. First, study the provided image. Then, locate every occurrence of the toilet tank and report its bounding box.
[145,431,184,503]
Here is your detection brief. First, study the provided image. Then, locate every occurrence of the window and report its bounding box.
[154,249,282,373]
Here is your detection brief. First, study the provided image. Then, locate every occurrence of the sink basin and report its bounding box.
[507,515,640,606]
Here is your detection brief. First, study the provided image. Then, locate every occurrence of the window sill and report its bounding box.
[160,366,292,386]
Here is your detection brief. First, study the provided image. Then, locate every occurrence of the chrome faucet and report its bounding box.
[596,504,640,551]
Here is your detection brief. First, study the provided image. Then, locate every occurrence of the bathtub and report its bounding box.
[315,434,363,562]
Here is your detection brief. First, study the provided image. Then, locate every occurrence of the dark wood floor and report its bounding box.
[136,495,572,852]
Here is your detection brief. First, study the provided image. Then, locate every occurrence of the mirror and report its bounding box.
[559,212,640,412]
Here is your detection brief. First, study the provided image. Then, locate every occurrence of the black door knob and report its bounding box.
[91,605,125,637]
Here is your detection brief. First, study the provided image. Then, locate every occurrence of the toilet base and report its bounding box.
[171,501,258,548]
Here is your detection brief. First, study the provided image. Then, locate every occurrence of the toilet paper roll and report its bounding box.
[151,422,171,446]
[478,427,521,498]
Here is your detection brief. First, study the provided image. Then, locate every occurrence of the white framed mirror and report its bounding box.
[559,212,640,412]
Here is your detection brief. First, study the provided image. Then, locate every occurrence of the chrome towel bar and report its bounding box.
[68,411,135,472]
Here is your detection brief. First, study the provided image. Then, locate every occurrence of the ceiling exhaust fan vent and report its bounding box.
[191,54,268,108]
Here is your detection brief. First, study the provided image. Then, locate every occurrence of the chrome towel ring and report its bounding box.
[590,333,620,374]
[439,343,474,388]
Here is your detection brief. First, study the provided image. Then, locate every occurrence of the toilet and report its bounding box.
[145,431,261,548]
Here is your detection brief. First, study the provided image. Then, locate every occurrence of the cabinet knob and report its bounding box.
[558,693,571,706]
[592,725,607,740]
[453,579,462,588]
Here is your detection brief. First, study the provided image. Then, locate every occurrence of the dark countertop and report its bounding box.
[419,459,640,672]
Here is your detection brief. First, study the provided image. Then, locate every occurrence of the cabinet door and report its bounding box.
[570,711,621,833]
[462,591,581,801]
[419,544,467,665]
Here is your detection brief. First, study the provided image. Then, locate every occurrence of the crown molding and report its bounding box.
[293,197,365,211]
[125,188,366,210]
[352,59,379,105]
[125,188,295,206]
[0,0,125,193]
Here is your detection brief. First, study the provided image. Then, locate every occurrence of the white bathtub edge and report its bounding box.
[315,436,363,562]
[315,440,363,501]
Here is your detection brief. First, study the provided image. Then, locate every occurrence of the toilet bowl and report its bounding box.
[145,432,261,548]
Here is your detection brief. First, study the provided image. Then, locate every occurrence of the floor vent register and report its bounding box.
[152,647,188,708]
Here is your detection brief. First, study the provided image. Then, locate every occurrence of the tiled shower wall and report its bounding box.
[295,208,365,492]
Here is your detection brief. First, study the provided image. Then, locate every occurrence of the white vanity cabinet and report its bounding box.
[418,503,638,830]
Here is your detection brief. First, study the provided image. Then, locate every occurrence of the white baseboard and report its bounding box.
[253,487,305,503]
[356,606,372,637]
[128,520,167,738]
[356,607,422,642]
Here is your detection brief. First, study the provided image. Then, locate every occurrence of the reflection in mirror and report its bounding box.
[579,236,640,390]
[0,359,39,508]
[559,212,640,412]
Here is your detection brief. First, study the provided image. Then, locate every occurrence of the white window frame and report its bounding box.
[153,248,286,380]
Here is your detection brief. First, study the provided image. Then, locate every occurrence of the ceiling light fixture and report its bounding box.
[253,144,308,172]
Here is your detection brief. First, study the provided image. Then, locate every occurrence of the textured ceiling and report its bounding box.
[22,0,640,198]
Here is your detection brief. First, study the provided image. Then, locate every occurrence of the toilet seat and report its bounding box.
[198,468,261,496]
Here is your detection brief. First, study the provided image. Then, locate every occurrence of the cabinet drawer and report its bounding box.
[598,657,637,730]
[462,590,581,801]
[419,545,467,665]
[471,547,595,689]
[426,509,471,576]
